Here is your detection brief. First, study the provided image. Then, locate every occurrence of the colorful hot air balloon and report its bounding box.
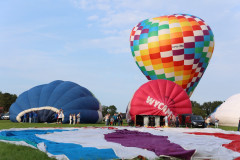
[130,14,214,96]
[126,79,192,121]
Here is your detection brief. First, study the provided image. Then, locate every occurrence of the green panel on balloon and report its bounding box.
[133,45,139,51]
[157,74,166,79]
[140,66,147,72]
[148,31,158,37]
[167,77,175,81]
[139,38,148,44]
[158,24,169,30]
[195,47,203,53]
[147,70,156,76]
[204,41,210,46]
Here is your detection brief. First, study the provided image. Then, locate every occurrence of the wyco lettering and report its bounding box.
[146,96,173,117]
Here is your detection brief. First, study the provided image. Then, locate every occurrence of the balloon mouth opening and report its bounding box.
[16,106,64,123]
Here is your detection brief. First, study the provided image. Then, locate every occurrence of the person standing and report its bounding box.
[117,112,123,126]
[33,112,37,123]
[69,114,72,124]
[164,116,168,127]
[23,113,27,123]
[113,113,117,126]
[104,113,110,126]
[176,116,179,127]
[73,114,76,125]
[77,112,81,124]
[206,117,211,128]
[238,117,240,131]
[215,118,219,128]
[29,112,32,123]
[58,109,63,125]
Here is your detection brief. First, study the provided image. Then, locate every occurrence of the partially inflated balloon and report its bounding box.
[130,14,214,96]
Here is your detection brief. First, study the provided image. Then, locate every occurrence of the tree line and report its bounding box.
[0,91,224,118]
[0,92,17,112]
[191,101,224,118]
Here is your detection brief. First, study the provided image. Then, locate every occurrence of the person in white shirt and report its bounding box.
[58,109,63,124]
[73,114,76,125]
[69,114,72,124]
[77,112,81,124]
[164,116,168,127]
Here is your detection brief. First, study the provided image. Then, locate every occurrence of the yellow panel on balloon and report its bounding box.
[183,75,190,80]
[143,60,152,66]
[179,21,190,27]
[175,81,182,86]
[158,34,170,40]
[163,67,174,73]
[153,64,163,70]
[140,49,149,56]
[170,27,182,33]
[135,56,142,62]
[174,71,183,76]
[148,42,159,49]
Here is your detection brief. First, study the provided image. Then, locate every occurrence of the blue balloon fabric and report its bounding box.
[9,80,102,123]
[0,129,118,160]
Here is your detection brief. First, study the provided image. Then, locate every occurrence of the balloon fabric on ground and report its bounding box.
[130,14,214,96]
[9,80,102,123]
[127,79,192,121]
[1,127,240,160]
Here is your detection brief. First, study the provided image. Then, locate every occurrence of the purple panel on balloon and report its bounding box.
[104,129,195,160]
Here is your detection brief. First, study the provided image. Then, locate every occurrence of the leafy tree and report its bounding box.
[101,105,118,117]
[0,92,17,112]
[191,101,205,117]
[201,101,224,117]
[102,105,108,117]
[107,105,117,116]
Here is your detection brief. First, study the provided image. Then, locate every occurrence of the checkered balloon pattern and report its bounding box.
[130,14,214,97]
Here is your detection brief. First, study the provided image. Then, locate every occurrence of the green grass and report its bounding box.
[217,125,238,131]
[0,141,55,160]
[0,120,109,130]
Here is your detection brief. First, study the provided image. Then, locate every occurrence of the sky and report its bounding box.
[0,0,240,112]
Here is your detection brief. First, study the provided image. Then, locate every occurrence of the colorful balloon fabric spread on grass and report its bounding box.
[127,79,192,121]
[130,14,214,96]
[9,80,102,123]
[104,129,195,160]
[1,127,240,160]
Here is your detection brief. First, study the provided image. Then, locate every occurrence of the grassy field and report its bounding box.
[0,120,238,160]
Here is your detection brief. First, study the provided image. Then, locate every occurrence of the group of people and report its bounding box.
[69,112,81,125]
[55,108,64,124]
[104,113,123,126]
[22,111,38,123]
[205,117,219,128]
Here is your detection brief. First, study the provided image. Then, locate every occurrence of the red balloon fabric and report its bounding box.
[127,79,192,121]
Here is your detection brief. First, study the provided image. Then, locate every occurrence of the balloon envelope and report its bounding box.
[130,14,214,96]
[9,80,102,123]
[215,94,240,127]
[126,79,192,121]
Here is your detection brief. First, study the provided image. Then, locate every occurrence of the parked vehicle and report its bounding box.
[1,112,10,120]
[190,115,205,128]
[178,114,205,128]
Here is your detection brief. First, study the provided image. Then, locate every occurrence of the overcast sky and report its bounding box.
[1,0,240,112]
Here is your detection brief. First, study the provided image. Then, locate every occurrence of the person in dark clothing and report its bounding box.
[117,112,123,126]
[176,116,179,127]
[33,112,38,123]
[23,113,28,123]
[113,113,118,126]
[238,117,240,131]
